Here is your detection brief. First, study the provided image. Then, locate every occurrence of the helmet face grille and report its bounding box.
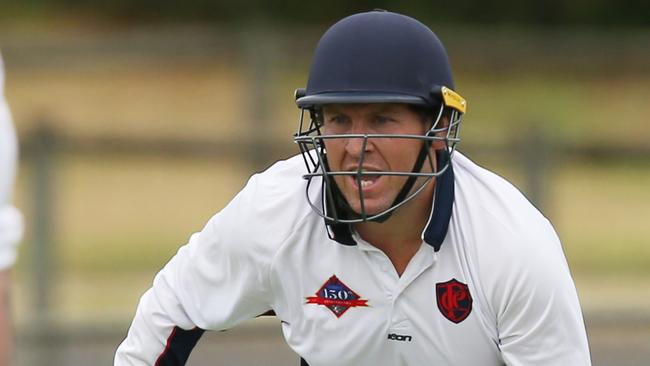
[294,104,462,224]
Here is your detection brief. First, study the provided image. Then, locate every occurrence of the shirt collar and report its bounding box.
[421,154,454,252]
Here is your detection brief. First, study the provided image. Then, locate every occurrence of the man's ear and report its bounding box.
[437,114,450,130]
[430,115,450,150]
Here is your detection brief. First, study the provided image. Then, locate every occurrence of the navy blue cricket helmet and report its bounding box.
[294,10,467,226]
[296,10,459,109]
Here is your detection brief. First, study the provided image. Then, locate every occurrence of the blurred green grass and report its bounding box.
[458,75,650,146]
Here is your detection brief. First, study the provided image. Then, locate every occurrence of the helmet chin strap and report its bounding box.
[325,138,438,224]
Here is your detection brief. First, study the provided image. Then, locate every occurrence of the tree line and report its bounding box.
[5,0,650,27]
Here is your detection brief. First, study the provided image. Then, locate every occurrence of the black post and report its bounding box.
[29,120,60,366]
[242,26,280,171]
[522,124,550,213]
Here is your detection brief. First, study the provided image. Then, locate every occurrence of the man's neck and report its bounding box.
[354,184,434,276]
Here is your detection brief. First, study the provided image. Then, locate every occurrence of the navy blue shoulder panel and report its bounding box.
[423,153,455,252]
[155,327,205,366]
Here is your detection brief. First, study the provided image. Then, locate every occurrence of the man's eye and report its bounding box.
[328,116,348,124]
[374,115,392,124]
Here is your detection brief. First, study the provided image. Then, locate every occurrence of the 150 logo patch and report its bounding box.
[306,275,368,318]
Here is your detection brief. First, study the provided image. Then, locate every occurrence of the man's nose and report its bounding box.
[344,136,366,157]
[341,119,374,157]
[344,133,373,158]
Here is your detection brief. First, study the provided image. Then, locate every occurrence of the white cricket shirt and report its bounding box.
[0,52,22,271]
[115,151,591,365]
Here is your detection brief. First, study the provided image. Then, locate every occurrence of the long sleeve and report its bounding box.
[452,152,591,365]
[115,175,276,365]
[494,223,591,365]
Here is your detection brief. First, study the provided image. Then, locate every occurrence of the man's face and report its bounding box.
[321,103,434,217]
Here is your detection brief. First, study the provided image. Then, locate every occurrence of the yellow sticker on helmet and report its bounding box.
[441,86,467,114]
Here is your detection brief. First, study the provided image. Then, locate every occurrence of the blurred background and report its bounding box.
[1,1,649,365]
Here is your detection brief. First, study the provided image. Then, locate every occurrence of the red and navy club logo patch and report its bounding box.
[436,278,473,324]
[306,275,368,318]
